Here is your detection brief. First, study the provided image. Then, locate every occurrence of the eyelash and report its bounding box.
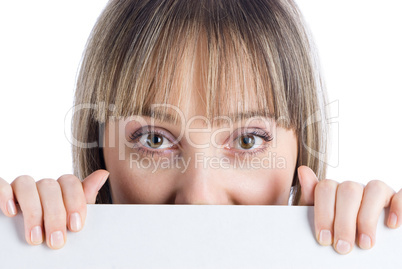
[128,129,173,157]
[231,129,274,157]
[128,127,274,157]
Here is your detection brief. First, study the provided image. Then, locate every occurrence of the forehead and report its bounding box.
[144,31,270,127]
[104,19,279,130]
[137,107,275,128]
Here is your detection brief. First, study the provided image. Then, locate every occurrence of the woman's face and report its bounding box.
[102,36,298,205]
[103,114,298,205]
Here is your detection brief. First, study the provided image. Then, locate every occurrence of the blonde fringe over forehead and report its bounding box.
[75,0,323,131]
[73,0,329,204]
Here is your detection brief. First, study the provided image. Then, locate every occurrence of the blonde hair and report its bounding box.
[72,0,329,204]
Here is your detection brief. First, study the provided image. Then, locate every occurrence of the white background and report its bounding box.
[0,1,401,191]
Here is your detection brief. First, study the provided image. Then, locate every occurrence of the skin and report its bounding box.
[1,36,402,254]
[103,32,297,206]
[103,109,298,206]
[0,145,401,252]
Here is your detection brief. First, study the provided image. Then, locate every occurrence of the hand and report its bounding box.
[297,165,402,254]
[0,170,109,250]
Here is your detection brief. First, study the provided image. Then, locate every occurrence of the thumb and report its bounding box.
[82,169,110,204]
[298,165,319,205]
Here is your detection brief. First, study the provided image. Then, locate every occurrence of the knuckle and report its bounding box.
[366,180,387,193]
[12,175,35,188]
[357,211,370,225]
[394,192,402,203]
[76,203,87,214]
[66,196,87,215]
[391,191,402,208]
[338,181,363,194]
[45,211,66,224]
[37,178,58,188]
[68,194,86,208]
[24,208,43,223]
[57,174,79,185]
[0,184,12,198]
[316,179,338,193]
[357,216,374,230]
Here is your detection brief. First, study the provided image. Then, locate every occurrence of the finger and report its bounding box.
[36,178,67,250]
[298,166,319,205]
[333,181,364,255]
[357,180,395,250]
[0,177,17,217]
[11,175,44,246]
[82,170,110,204]
[57,174,87,232]
[387,188,402,228]
[314,179,338,246]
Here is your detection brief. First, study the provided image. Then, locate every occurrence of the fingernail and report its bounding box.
[97,172,110,192]
[336,240,351,254]
[359,234,372,249]
[50,231,64,249]
[70,212,82,232]
[297,167,303,182]
[30,226,43,245]
[389,212,398,228]
[319,230,332,245]
[6,199,17,215]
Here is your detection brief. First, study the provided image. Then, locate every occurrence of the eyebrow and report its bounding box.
[140,109,274,127]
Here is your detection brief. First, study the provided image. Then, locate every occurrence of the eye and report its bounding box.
[128,126,178,155]
[234,134,264,150]
[223,128,274,156]
[138,133,173,149]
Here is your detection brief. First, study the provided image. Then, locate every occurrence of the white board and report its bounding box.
[0,205,400,268]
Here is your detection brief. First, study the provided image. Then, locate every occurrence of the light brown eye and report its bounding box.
[238,135,255,149]
[146,134,163,148]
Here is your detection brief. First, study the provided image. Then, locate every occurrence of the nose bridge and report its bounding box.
[174,151,230,205]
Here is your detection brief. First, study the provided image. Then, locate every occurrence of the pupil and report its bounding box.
[240,135,255,149]
[147,134,163,148]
